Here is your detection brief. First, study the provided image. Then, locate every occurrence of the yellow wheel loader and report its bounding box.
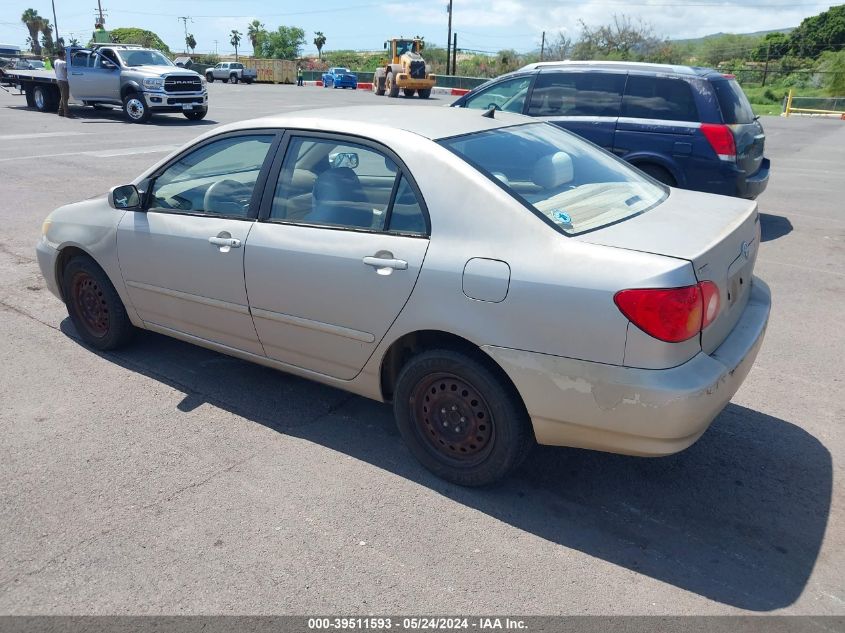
[372,38,436,99]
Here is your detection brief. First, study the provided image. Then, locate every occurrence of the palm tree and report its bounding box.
[21,8,43,56]
[313,31,326,59]
[186,33,196,54]
[247,19,264,56]
[40,19,54,55]
[230,29,242,61]
[69,37,80,46]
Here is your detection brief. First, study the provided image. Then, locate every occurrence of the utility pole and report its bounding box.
[540,31,545,61]
[214,40,218,55]
[762,42,770,87]
[96,0,105,26]
[452,33,457,77]
[51,0,60,47]
[446,0,453,75]
[178,16,192,50]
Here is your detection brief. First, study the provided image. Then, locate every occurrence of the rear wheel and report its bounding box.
[24,87,35,108]
[417,88,432,99]
[61,256,134,351]
[373,74,386,96]
[122,92,151,123]
[229,73,239,84]
[33,85,56,112]
[387,72,399,98]
[637,163,676,187]
[393,349,533,486]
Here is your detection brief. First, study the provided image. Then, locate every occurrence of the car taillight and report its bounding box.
[700,123,736,162]
[614,281,721,343]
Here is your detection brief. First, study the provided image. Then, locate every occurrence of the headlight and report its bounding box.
[143,77,164,90]
[201,77,207,87]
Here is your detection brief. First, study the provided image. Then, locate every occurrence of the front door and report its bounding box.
[116,132,279,355]
[244,134,430,379]
[77,51,121,101]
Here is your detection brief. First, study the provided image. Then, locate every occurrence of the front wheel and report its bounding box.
[387,72,399,98]
[62,256,134,350]
[373,74,386,96]
[417,88,432,99]
[206,73,214,83]
[184,109,207,121]
[403,88,416,98]
[122,92,151,123]
[393,349,533,486]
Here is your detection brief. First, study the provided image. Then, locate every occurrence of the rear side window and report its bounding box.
[712,78,755,124]
[528,72,625,117]
[621,76,699,122]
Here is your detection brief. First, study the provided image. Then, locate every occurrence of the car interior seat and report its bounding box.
[306,167,372,228]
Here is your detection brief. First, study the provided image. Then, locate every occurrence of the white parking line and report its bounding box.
[0,144,180,162]
[0,131,92,140]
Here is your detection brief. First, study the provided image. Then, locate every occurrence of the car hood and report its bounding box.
[575,187,760,354]
[127,66,201,77]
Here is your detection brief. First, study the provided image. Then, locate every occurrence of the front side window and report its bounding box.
[117,49,173,67]
[463,75,533,113]
[440,123,666,235]
[270,136,426,233]
[621,76,699,122]
[528,72,625,117]
[71,51,91,67]
[150,134,274,216]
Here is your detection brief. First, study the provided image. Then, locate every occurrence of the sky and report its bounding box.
[1,0,837,57]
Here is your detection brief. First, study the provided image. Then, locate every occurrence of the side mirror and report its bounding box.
[329,152,359,169]
[108,184,142,210]
[102,60,116,70]
[384,42,388,50]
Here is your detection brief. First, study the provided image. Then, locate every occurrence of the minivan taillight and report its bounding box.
[614,281,721,343]
[700,123,736,162]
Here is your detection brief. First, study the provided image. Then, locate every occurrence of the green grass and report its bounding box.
[751,102,783,116]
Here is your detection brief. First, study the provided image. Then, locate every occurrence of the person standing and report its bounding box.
[297,66,303,86]
[54,49,73,118]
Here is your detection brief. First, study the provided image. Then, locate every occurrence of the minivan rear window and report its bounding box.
[712,78,755,124]
[440,123,667,236]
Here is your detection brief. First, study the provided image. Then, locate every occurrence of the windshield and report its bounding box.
[116,49,173,67]
[396,40,414,55]
[440,123,667,235]
[334,68,350,73]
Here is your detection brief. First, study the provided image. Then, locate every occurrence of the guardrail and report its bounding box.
[782,89,845,118]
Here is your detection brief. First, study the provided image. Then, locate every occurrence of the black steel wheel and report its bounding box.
[62,255,134,350]
[393,349,533,486]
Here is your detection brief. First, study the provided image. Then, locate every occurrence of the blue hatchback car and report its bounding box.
[322,67,358,90]
[451,61,770,199]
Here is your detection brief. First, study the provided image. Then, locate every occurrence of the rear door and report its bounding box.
[526,70,625,150]
[711,77,765,177]
[614,75,701,183]
[244,132,430,380]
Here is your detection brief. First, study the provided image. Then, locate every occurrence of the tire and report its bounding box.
[387,72,399,98]
[393,349,533,486]
[33,85,56,112]
[229,74,239,84]
[206,73,214,83]
[184,109,208,121]
[61,255,134,351]
[245,78,253,84]
[373,74,386,96]
[122,92,151,123]
[417,88,432,99]
[403,88,416,98]
[25,87,35,108]
[637,163,676,187]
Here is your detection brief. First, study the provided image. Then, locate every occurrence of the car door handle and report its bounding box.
[209,236,241,248]
[71,72,84,76]
[363,256,407,270]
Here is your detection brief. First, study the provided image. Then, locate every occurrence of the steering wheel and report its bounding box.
[203,179,252,215]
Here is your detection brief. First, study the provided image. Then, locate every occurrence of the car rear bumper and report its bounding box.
[483,278,771,456]
[736,157,770,199]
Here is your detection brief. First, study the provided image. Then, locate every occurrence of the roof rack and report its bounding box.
[90,43,145,50]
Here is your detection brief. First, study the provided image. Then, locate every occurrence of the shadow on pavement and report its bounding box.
[760,213,794,242]
[1,104,216,126]
[62,321,831,612]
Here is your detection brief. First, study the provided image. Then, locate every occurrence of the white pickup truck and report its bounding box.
[205,62,256,84]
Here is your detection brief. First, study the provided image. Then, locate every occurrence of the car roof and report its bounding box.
[517,60,721,78]
[214,105,531,141]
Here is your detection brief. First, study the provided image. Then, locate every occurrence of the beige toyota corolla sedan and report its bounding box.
[36,106,770,485]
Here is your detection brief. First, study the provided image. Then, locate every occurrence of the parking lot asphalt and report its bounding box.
[0,82,843,615]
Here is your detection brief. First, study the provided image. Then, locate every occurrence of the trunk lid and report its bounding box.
[576,188,760,353]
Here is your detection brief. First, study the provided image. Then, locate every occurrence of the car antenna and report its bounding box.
[482,107,495,119]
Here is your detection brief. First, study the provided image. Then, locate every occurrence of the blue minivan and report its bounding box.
[451,61,770,199]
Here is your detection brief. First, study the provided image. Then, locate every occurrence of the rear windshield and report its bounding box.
[712,78,755,124]
[440,123,667,235]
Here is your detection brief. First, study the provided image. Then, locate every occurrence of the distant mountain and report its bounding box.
[672,27,794,44]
